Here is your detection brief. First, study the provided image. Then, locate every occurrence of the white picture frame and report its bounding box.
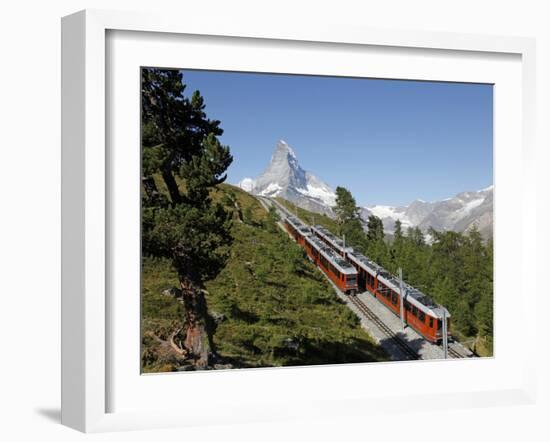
[61,9,537,433]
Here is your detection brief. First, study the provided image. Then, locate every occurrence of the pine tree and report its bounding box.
[334,186,360,222]
[334,186,367,251]
[366,215,384,243]
[388,219,404,273]
[141,68,233,368]
[394,219,403,243]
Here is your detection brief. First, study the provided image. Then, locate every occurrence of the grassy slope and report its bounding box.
[276,197,340,233]
[141,184,387,372]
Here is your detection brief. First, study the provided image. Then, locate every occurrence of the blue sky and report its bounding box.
[181,69,493,207]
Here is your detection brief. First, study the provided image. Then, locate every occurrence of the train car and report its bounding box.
[303,235,358,295]
[311,225,344,252]
[310,225,354,257]
[347,250,451,343]
[283,216,311,246]
[377,271,450,343]
[346,251,382,293]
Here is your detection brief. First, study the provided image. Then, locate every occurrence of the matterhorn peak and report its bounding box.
[273,139,297,161]
[237,140,336,217]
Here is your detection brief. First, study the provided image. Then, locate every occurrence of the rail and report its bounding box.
[348,295,420,361]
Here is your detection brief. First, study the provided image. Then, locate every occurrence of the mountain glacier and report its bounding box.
[238,140,336,216]
[362,185,494,238]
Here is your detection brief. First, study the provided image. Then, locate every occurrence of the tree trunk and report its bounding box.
[162,165,182,205]
[180,279,214,369]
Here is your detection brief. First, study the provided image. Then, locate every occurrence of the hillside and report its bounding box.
[141,183,388,372]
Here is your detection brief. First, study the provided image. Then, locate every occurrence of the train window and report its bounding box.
[412,306,418,316]
[429,317,434,328]
[418,311,425,322]
[391,292,397,305]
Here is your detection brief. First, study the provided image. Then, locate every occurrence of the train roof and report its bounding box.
[347,251,450,318]
[379,273,449,318]
[285,216,312,236]
[306,236,357,275]
[347,251,384,275]
[311,225,347,250]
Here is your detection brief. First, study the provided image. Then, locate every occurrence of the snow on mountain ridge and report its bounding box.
[362,186,493,238]
[259,182,283,196]
[278,139,297,159]
[238,177,255,192]
[238,140,336,216]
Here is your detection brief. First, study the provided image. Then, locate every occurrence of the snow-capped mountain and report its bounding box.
[361,185,494,238]
[238,140,336,216]
[238,139,493,238]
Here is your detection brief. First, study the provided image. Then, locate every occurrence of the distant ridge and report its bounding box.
[362,185,494,238]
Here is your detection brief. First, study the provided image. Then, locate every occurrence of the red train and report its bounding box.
[284,216,358,294]
[310,224,451,343]
[275,198,451,344]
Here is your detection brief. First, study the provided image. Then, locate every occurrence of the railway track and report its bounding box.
[348,295,420,361]
[447,346,465,359]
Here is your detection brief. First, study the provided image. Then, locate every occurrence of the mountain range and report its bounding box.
[238,140,493,238]
[362,186,493,238]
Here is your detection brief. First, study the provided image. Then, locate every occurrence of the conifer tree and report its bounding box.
[334,186,366,251]
[365,214,387,263]
[388,219,405,273]
[366,215,384,243]
[394,219,403,243]
[141,68,233,368]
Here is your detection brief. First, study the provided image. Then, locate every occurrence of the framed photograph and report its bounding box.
[61,9,537,432]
